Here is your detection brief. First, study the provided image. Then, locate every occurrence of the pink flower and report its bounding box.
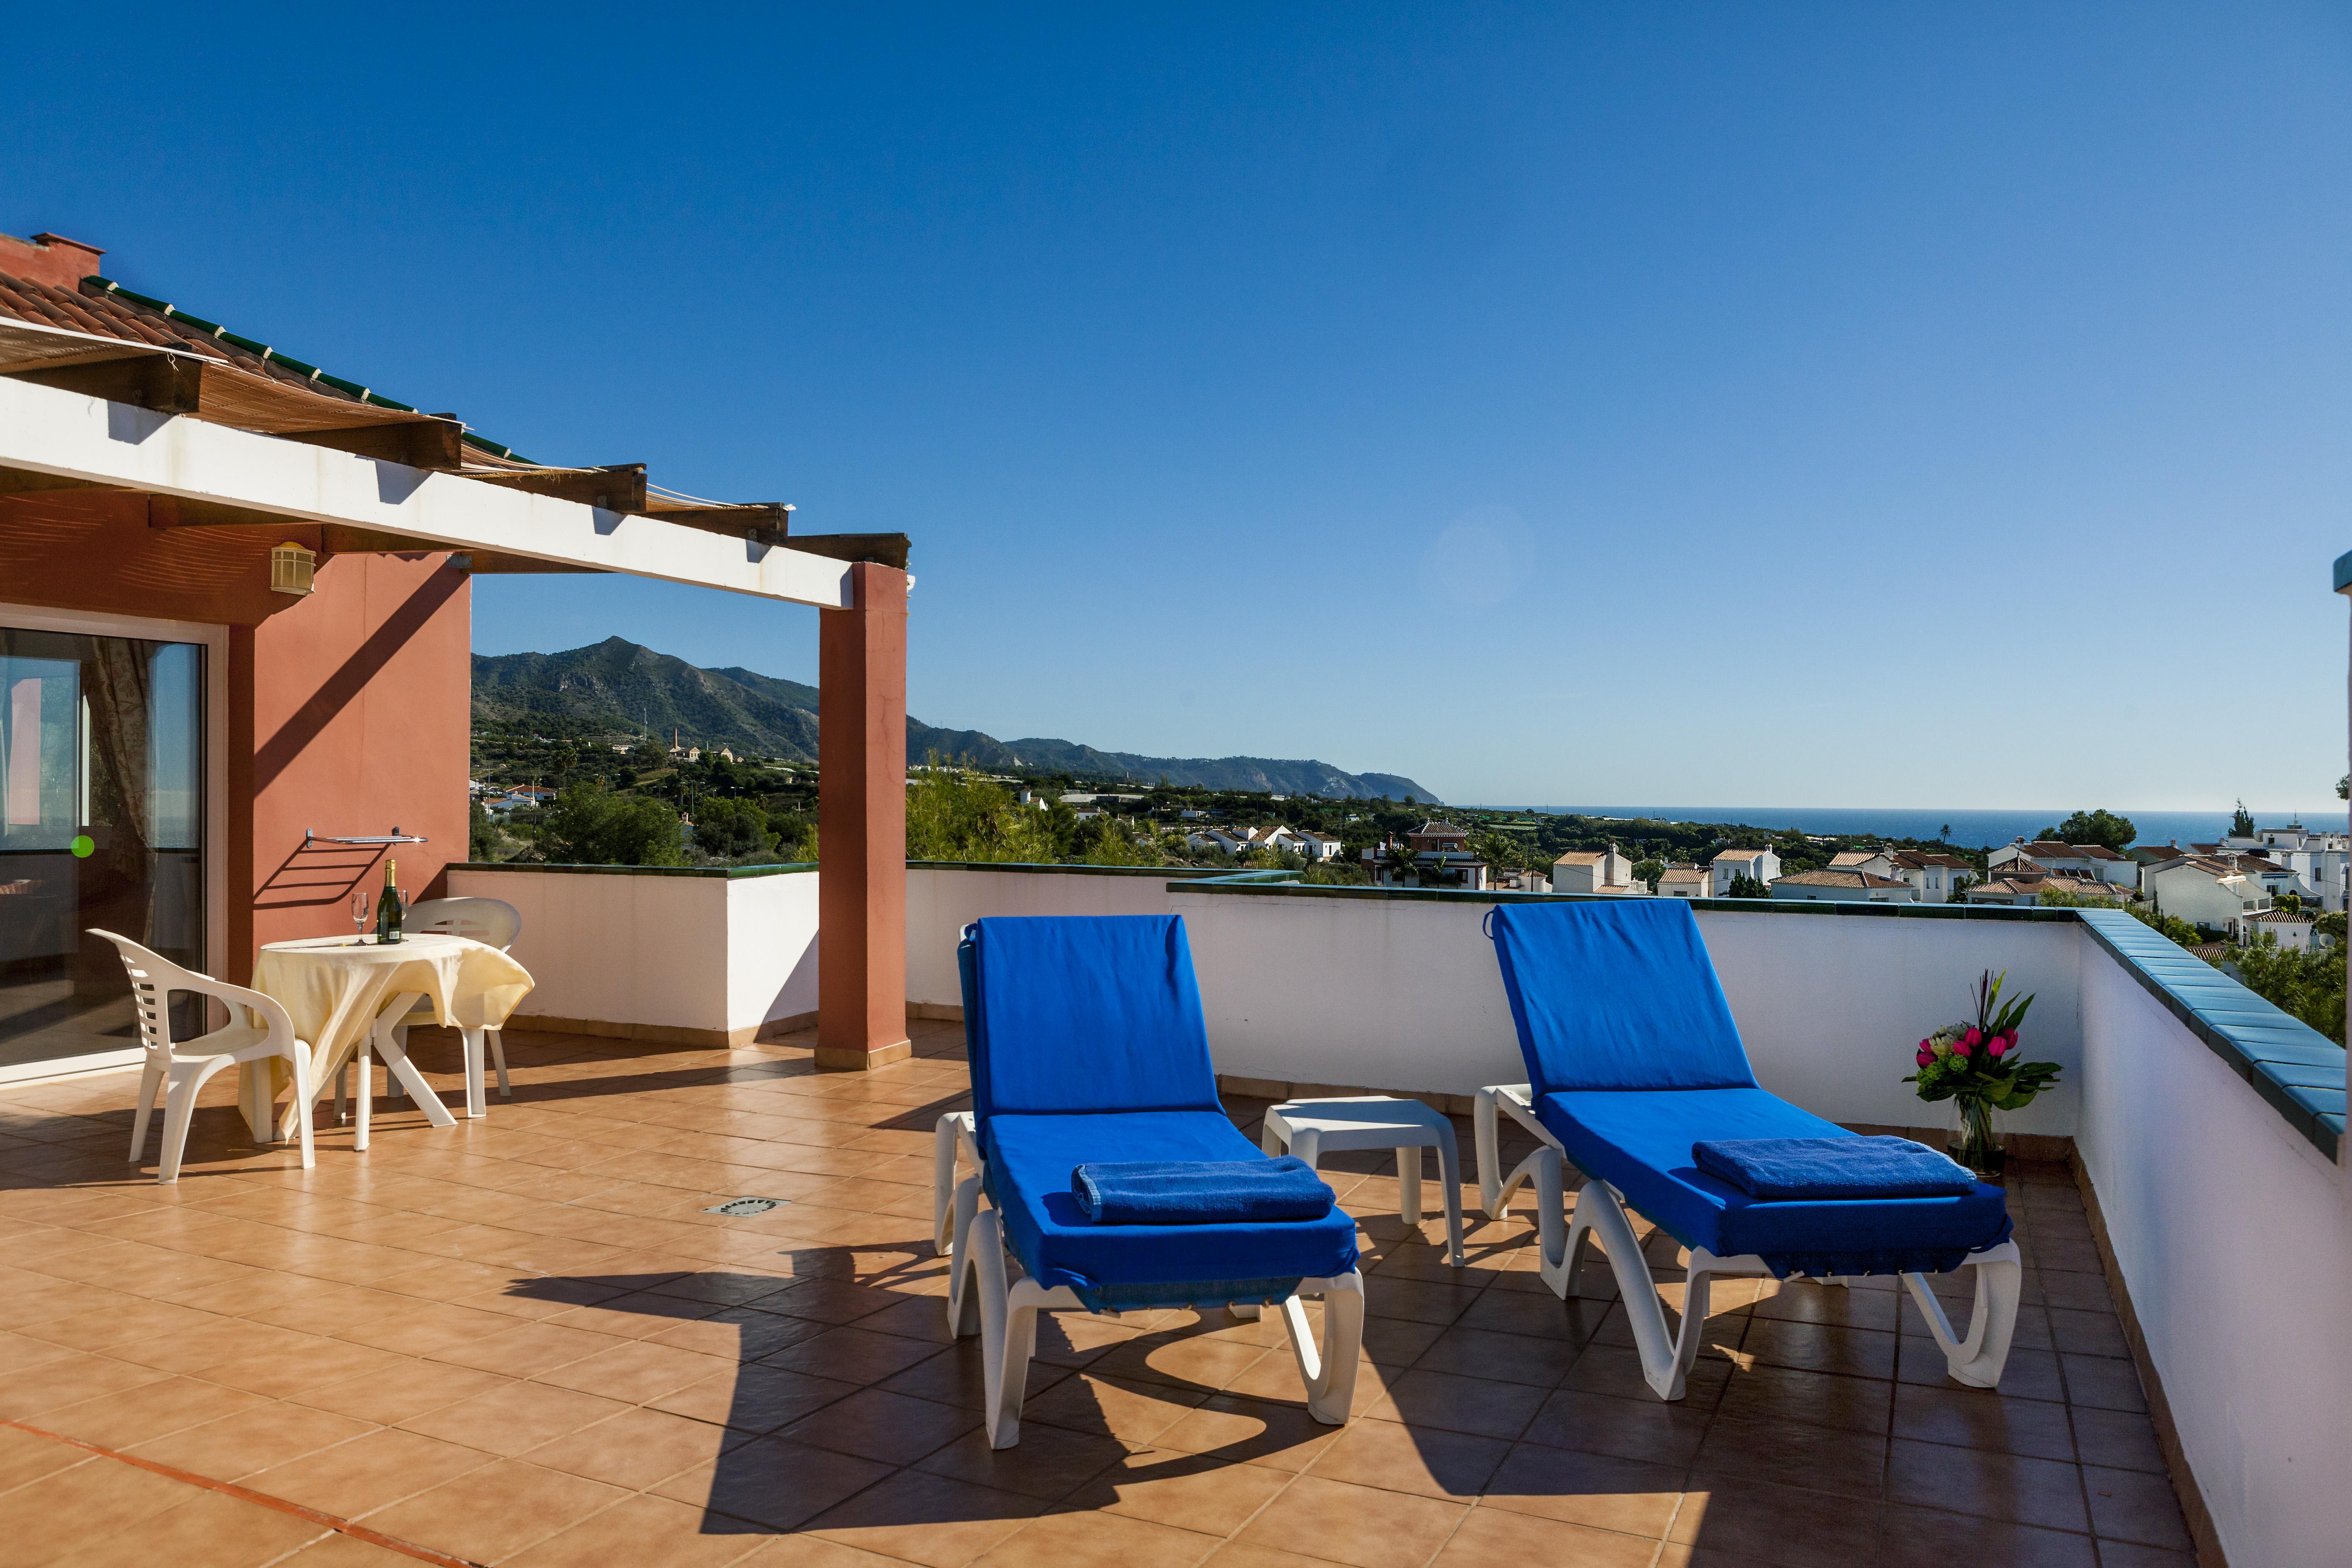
[1952,1037,1972,1059]
[1988,1033,2011,1058]
[1963,1027,1982,1048]
[1916,1047,1934,1067]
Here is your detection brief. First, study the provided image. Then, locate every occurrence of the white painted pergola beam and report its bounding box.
[0,376,853,609]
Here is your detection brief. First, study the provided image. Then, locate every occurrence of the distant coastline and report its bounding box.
[1496,806,2342,851]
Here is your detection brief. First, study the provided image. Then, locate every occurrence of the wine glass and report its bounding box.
[395,886,411,941]
[350,890,370,944]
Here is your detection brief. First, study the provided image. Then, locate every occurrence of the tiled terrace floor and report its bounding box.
[0,1023,2194,1568]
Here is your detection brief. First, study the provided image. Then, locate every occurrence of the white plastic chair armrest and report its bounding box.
[195,977,302,1059]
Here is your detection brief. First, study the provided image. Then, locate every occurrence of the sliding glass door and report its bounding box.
[0,626,205,1070]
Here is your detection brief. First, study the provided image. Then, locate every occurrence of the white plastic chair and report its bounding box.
[350,896,519,1121]
[92,929,315,1184]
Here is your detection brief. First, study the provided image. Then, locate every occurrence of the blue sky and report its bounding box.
[11,5,2349,810]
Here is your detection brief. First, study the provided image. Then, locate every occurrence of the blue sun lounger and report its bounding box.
[932,915,1364,1447]
[1474,900,2022,1400]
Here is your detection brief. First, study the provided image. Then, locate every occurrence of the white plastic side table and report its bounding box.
[1264,1096,1465,1266]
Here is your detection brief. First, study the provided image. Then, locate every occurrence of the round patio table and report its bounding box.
[241,933,532,1149]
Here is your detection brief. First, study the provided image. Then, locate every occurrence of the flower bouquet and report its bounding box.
[1905,969,2061,1176]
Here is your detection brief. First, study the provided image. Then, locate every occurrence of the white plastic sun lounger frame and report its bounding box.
[934,1111,1364,1447]
[1473,1084,2021,1400]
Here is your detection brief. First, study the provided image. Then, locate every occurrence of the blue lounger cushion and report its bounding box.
[961,916,1221,1124]
[1692,1137,1975,1200]
[985,1112,1360,1310]
[1538,1087,2011,1277]
[1071,1158,1336,1225]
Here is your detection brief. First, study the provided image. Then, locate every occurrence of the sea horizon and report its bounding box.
[1475,805,2344,851]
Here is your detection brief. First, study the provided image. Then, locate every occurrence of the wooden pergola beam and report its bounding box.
[470,464,649,513]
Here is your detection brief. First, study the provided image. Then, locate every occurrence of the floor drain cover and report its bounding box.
[705,1197,785,1217]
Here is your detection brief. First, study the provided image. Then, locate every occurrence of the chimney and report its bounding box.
[0,231,106,290]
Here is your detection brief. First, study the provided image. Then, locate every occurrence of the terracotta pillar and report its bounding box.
[817,562,911,1070]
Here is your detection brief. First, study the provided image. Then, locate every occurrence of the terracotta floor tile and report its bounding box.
[918,1424,1137,1501]
[0,1449,207,1563]
[40,1374,269,1450]
[650,1304,833,1360]
[1023,1373,1213,1445]
[1154,1394,1346,1473]
[289,1360,511,1425]
[126,1401,378,1481]
[506,1490,767,1568]
[1435,1503,1662,1568]
[428,1318,618,1378]
[1064,1444,1295,1532]
[1366,1367,1546,1441]
[0,1422,92,1492]
[2058,1354,2148,1413]
[519,1406,738,1489]
[2082,1463,2193,1550]
[1478,1441,1687,1536]
[1885,1437,2089,1534]
[532,1337,734,1403]
[1875,1501,2099,1568]
[805,1467,1045,1567]
[364,1457,630,1563]
[652,1363,864,1433]
[1750,1278,1903,1332]
[1669,1475,1882,1566]
[1085,1332,1271,1396]
[973,1505,1222,1568]
[1558,1344,1731,1407]
[244,1426,493,1518]
[1737,1317,1899,1381]
[0,1349,172,1419]
[265,1528,424,1565]
[1893,1382,2076,1462]
[45,1485,328,1568]
[1716,1361,1892,1436]
[401,1377,632,1457]
[2068,1406,2165,1474]
[762,1324,946,1385]
[1232,1473,1467,1568]
[655,1436,897,1533]
[780,1385,983,1465]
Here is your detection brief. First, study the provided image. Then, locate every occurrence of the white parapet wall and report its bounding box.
[446,864,819,1046]
[1166,884,2085,1135]
[905,863,1208,1014]
[2076,938,2352,1567]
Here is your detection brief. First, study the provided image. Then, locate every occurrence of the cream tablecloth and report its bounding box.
[243,933,534,1139]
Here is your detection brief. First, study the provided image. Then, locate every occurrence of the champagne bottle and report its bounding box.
[374,859,403,945]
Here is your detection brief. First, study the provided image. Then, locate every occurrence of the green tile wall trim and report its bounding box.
[2078,909,2344,1161]
[912,861,1228,879]
[449,860,817,879]
[1171,876,2078,921]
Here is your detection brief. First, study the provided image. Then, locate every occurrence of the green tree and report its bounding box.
[2230,934,2346,1043]
[543,781,686,866]
[1726,873,1769,899]
[468,799,500,862]
[1630,858,1665,892]
[2039,810,2135,851]
[905,769,1057,863]
[694,796,775,859]
[2232,799,2256,838]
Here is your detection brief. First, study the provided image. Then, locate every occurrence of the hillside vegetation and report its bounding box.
[473,637,1433,800]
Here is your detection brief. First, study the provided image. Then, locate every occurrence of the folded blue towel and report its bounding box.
[1692,1136,1976,1200]
[1071,1158,1336,1225]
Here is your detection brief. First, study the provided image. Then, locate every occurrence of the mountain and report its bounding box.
[472,638,1440,802]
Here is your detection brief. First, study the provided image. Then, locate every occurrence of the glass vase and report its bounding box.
[1949,1096,2004,1177]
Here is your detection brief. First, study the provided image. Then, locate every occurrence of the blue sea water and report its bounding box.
[1508,806,2344,850]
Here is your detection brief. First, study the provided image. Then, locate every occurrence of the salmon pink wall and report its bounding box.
[0,492,472,979]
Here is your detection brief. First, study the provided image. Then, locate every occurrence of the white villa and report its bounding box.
[1551,845,1651,897]
[1707,845,1782,895]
